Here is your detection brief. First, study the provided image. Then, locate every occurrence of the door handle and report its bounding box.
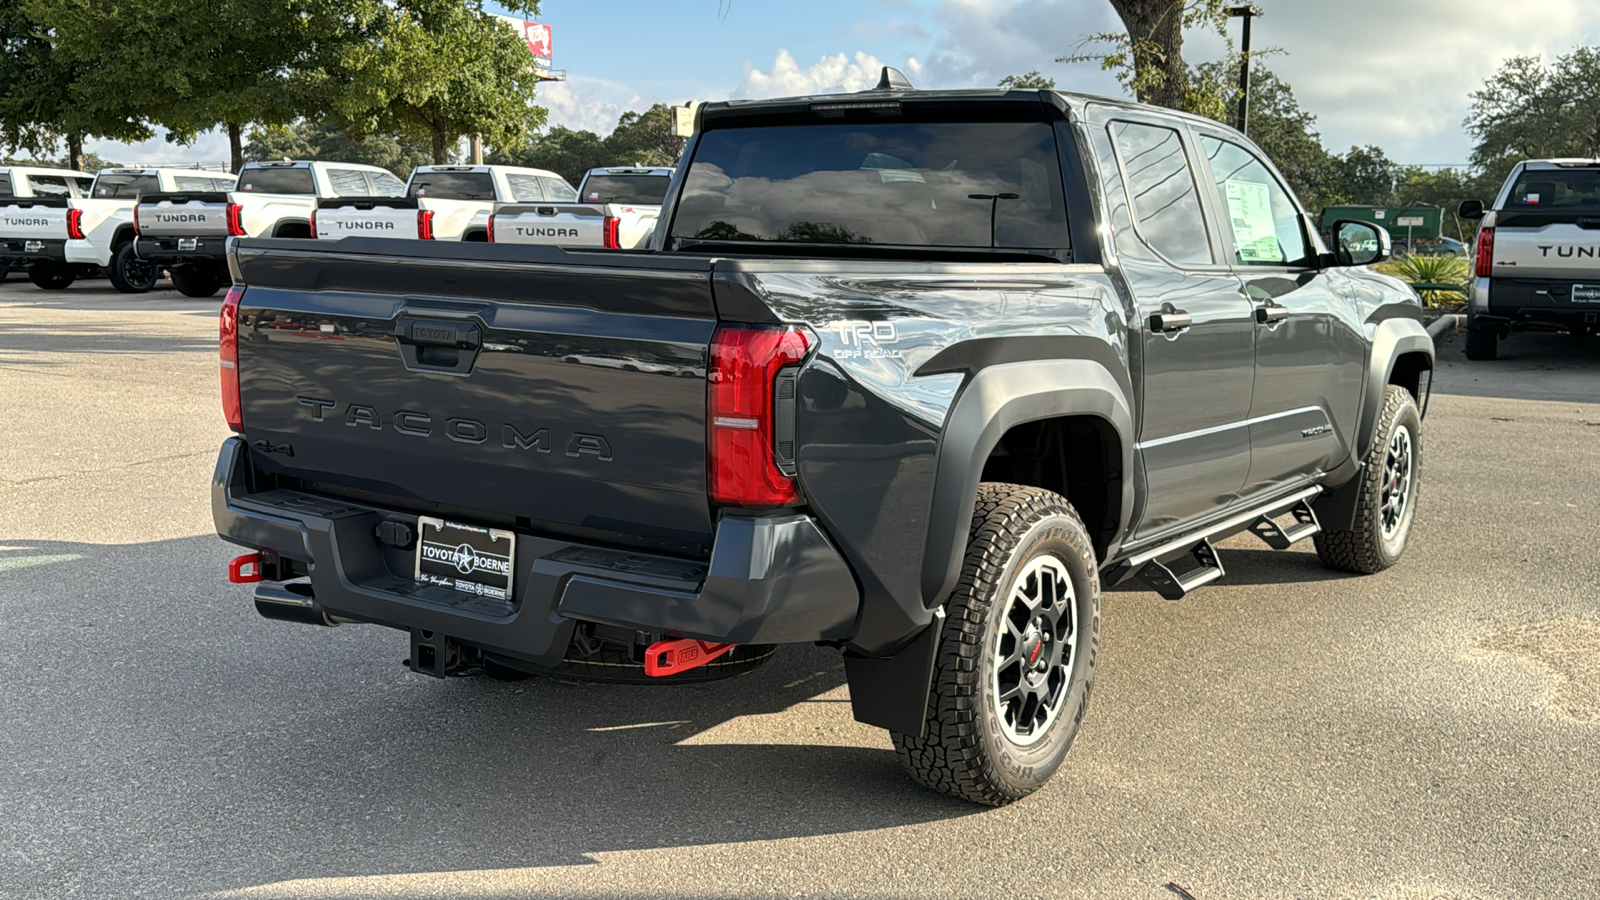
[1255,305,1289,325]
[1149,311,1192,333]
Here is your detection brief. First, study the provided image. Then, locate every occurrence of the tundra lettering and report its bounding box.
[513,227,580,238]
[3,217,50,227]
[154,214,207,223]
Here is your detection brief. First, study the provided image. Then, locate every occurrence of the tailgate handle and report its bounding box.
[394,319,482,375]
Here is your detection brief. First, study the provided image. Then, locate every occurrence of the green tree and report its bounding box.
[1192,60,1338,209]
[315,0,547,164]
[493,104,686,185]
[245,120,435,176]
[997,71,1058,90]
[491,126,607,184]
[0,0,152,169]
[1465,47,1600,189]
[604,104,685,167]
[1062,1,1231,111]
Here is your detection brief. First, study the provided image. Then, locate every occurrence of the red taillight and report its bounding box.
[220,285,244,432]
[1474,227,1494,277]
[308,212,317,239]
[486,213,495,243]
[132,205,140,235]
[603,216,621,249]
[67,208,85,240]
[226,202,245,237]
[708,325,811,507]
[417,209,435,240]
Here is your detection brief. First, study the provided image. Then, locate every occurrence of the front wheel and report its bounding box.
[109,243,158,293]
[1314,385,1422,574]
[27,262,75,290]
[893,483,1100,806]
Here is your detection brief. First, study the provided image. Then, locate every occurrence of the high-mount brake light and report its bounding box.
[67,208,85,240]
[220,286,244,432]
[707,325,811,506]
[603,215,621,249]
[1475,227,1494,278]
[417,209,436,240]
[226,202,245,237]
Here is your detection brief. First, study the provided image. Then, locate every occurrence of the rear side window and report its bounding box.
[671,121,1071,249]
[326,169,371,196]
[28,175,72,197]
[1110,121,1212,266]
[70,177,93,196]
[506,173,545,202]
[541,177,577,201]
[581,174,671,205]
[408,172,496,200]
[239,167,315,194]
[0,175,13,198]
[369,172,405,196]
[94,174,159,198]
[1505,168,1600,210]
[174,176,213,191]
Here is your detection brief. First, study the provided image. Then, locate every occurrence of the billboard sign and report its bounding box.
[523,21,552,72]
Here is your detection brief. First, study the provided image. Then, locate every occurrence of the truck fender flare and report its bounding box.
[1357,317,1434,459]
[920,359,1134,609]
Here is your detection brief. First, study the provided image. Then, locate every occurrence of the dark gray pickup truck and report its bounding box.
[212,73,1434,805]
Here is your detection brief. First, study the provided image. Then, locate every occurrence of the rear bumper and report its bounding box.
[136,236,228,265]
[0,238,67,263]
[1477,277,1600,331]
[211,438,861,660]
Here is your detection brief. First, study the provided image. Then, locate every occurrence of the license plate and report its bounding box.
[24,241,42,252]
[1571,284,1600,303]
[178,238,198,251]
[414,517,515,600]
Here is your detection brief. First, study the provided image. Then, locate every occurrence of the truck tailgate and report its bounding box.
[232,239,718,552]
[492,204,608,247]
[314,198,421,240]
[0,199,68,242]
[136,192,230,237]
[1490,218,1600,279]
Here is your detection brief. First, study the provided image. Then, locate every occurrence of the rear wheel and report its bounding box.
[108,243,158,293]
[170,265,223,298]
[27,262,74,290]
[893,483,1100,806]
[1464,324,1498,360]
[1314,385,1422,574]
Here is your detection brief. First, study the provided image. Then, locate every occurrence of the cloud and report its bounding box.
[538,75,661,136]
[86,128,230,168]
[917,0,1123,93]
[736,49,924,99]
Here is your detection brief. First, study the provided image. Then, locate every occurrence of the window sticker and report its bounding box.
[1223,179,1283,263]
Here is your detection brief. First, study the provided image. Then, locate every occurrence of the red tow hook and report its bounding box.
[644,638,736,677]
[228,553,265,584]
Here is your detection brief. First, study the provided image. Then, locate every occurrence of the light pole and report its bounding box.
[1228,5,1262,136]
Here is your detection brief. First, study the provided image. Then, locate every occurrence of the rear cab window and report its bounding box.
[93,173,160,198]
[1501,166,1600,218]
[669,117,1072,253]
[408,172,497,200]
[239,167,316,195]
[581,174,671,205]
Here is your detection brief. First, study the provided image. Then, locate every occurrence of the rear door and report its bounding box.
[1191,130,1364,498]
[234,242,719,552]
[1091,112,1254,539]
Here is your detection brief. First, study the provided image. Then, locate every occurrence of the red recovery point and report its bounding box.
[644,639,737,677]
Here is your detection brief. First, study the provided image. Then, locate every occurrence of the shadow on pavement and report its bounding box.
[1431,329,1600,403]
[0,320,215,362]
[0,537,979,897]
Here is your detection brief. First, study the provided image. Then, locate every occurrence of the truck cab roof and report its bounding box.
[582,166,675,178]
[411,164,564,179]
[244,160,395,174]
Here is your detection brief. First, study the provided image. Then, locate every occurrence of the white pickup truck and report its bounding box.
[488,165,672,250]
[0,167,236,292]
[0,166,94,286]
[134,160,405,297]
[313,164,575,243]
[1460,158,1600,358]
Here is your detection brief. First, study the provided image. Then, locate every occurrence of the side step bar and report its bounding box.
[1124,486,1323,600]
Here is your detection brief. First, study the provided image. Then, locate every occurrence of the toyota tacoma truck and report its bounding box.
[133,160,406,297]
[313,164,574,243]
[1459,158,1600,359]
[0,166,236,292]
[212,72,1434,805]
[0,165,94,285]
[490,166,672,250]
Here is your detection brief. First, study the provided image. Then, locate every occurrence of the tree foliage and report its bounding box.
[997,71,1058,90]
[245,120,436,177]
[492,104,686,184]
[1064,0,1232,111]
[1465,47,1600,189]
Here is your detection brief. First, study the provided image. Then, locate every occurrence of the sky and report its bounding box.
[89,0,1600,170]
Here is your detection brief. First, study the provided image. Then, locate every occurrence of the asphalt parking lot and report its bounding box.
[2,280,1598,899]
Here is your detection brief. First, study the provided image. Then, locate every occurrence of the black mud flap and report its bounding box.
[841,607,945,738]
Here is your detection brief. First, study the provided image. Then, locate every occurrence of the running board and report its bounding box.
[1136,538,1224,600]
[1247,498,1321,550]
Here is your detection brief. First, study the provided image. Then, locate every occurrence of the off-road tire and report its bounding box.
[27,262,74,290]
[1314,385,1422,574]
[485,642,778,684]
[170,265,223,298]
[892,483,1100,806]
[108,243,158,293]
[1463,324,1498,360]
